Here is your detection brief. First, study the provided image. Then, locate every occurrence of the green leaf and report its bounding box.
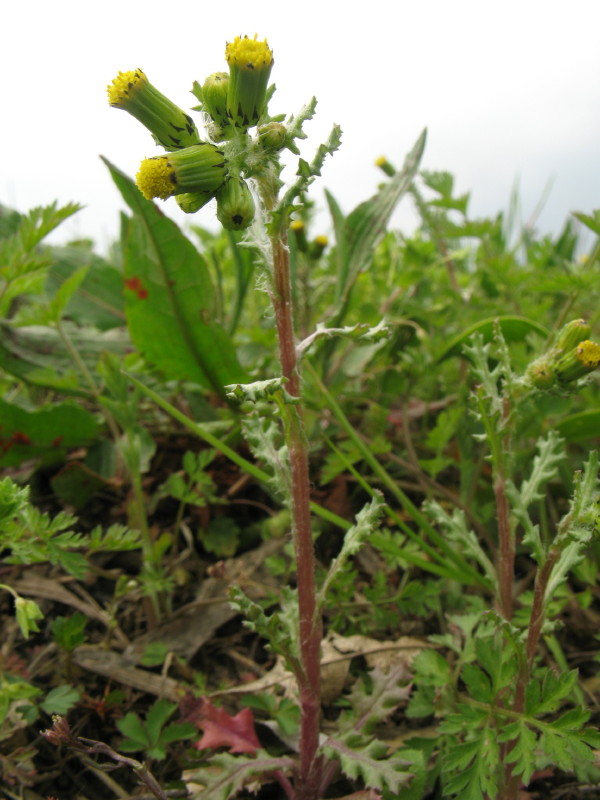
[46,245,125,330]
[117,712,149,747]
[0,321,129,395]
[323,733,415,793]
[40,684,81,715]
[461,664,492,703]
[14,596,44,638]
[51,613,88,651]
[573,210,600,236]
[0,398,99,467]
[184,751,295,800]
[555,410,600,442]
[103,158,246,397]
[437,316,549,362]
[334,129,426,310]
[318,495,385,608]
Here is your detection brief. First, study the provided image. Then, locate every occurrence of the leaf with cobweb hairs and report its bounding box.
[322,733,417,795]
[297,320,391,359]
[240,409,291,503]
[317,495,384,610]
[229,585,300,673]
[337,664,412,736]
[184,751,295,800]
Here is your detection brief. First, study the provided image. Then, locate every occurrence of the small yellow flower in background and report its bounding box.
[107,69,200,151]
[225,34,273,130]
[310,235,329,259]
[375,156,396,177]
[135,143,228,201]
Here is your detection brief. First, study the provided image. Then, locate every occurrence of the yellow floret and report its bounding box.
[576,340,600,368]
[107,69,147,107]
[136,156,176,200]
[226,34,273,70]
[314,235,329,246]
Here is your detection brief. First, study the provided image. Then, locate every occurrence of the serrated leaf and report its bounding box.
[146,698,177,743]
[297,320,391,358]
[461,664,492,703]
[191,700,261,755]
[318,495,384,608]
[500,721,536,784]
[103,158,246,396]
[323,734,414,793]
[184,751,294,800]
[340,664,412,735]
[117,712,149,747]
[40,684,81,715]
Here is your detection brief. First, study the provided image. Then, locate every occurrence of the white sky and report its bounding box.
[3,0,600,252]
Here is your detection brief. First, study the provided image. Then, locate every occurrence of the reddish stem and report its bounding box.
[270,227,323,800]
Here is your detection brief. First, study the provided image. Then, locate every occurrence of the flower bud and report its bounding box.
[175,191,214,214]
[556,340,600,383]
[375,156,396,177]
[201,72,231,131]
[525,357,555,389]
[136,143,227,201]
[290,219,308,252]
[309,235,328,260]
[554,319,591,354]
[107,69,200,151]
[225,34,273,130]
[216,177,255,230]
[258,122,286,151]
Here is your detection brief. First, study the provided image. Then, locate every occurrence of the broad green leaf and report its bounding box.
[46,246,125,330]
[437,315,549,361]
[0,321,129,395]
[555,410,600,442]
[103,158,246,397]
[0,398,99,467]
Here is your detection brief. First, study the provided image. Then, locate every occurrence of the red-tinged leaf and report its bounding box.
[181,696,260,755]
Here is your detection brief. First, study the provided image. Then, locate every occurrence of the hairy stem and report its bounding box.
[269,223,322,799]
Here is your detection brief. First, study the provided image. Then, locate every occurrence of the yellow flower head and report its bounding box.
[135,143,228,201]
[576,340,600,369]
[225,34,274,130]
[225,34,273,71]
[136,156,176,200]
[556,339,600,383]
[107,69,200,151]
[107,69,148,108]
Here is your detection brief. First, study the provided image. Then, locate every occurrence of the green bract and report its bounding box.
[216,177,256,230]
[225,34,273,130]
[107,69,200,151]
[135,143,228,201]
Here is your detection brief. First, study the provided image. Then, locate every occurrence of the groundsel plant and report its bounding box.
[105,34,425,800]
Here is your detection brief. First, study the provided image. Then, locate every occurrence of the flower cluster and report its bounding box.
[525,319,600,389]
[107,35,274,229]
